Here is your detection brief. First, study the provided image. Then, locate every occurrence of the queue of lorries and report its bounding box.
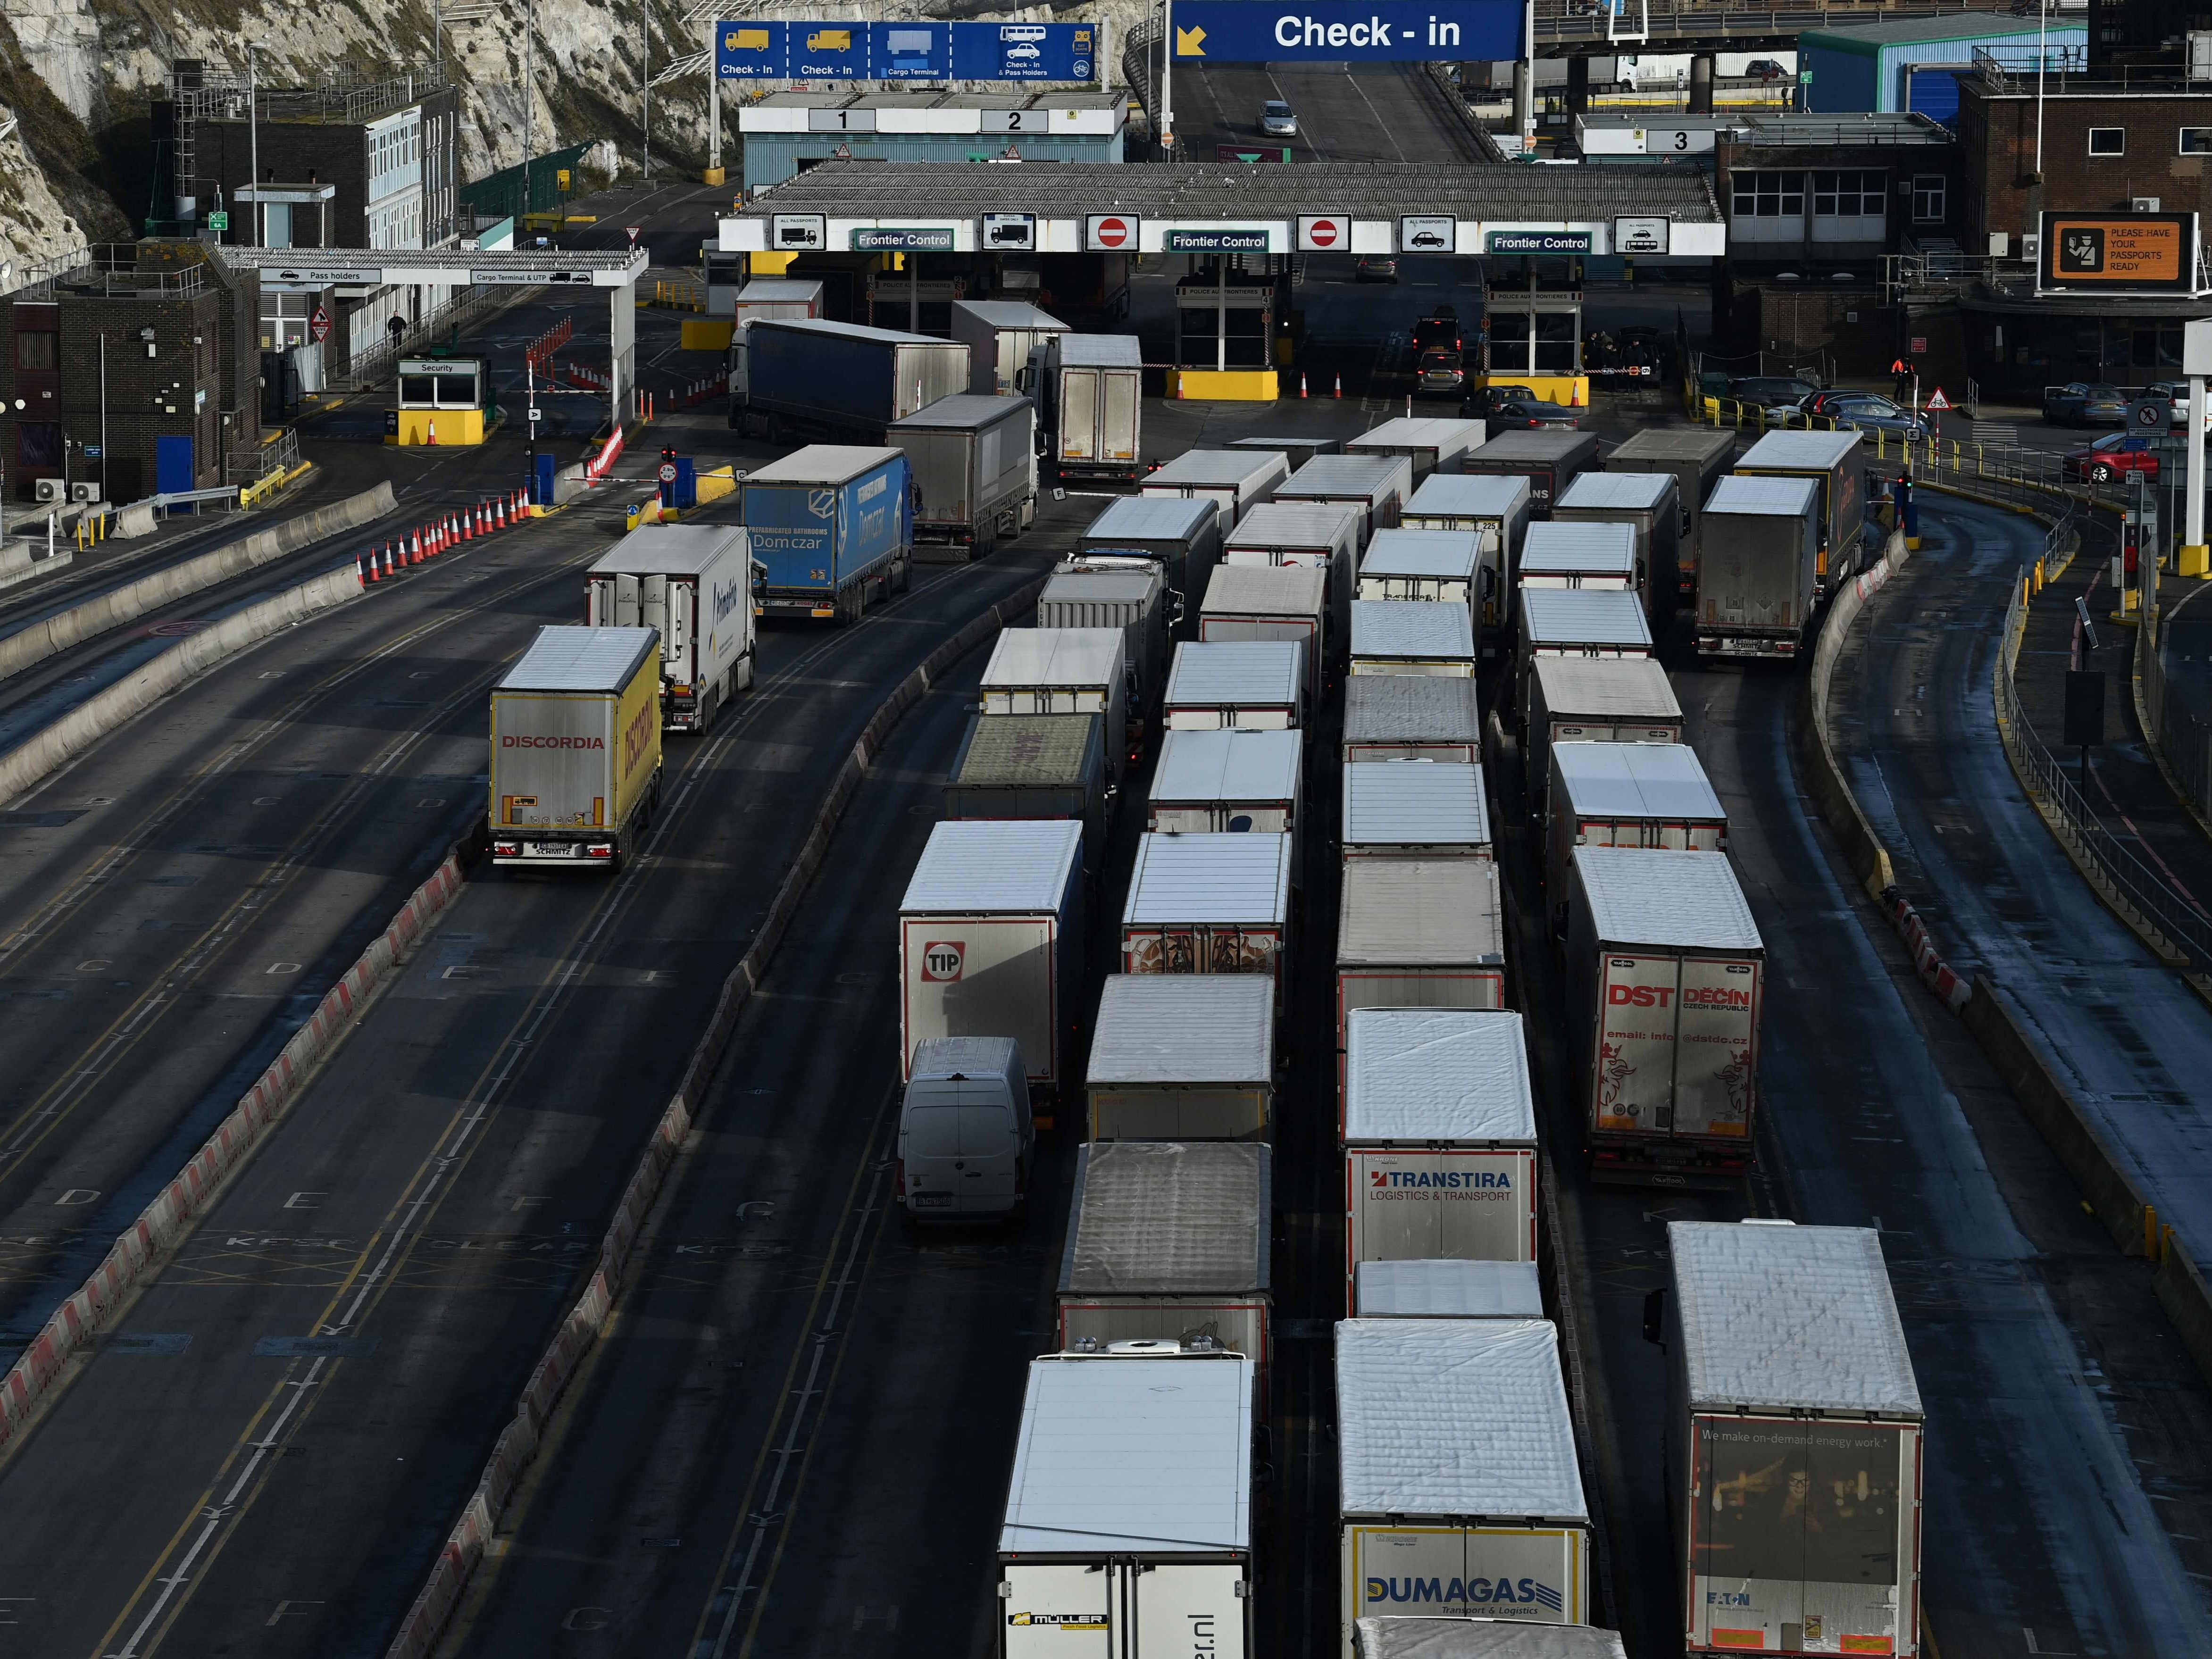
[475,351,1923,1656]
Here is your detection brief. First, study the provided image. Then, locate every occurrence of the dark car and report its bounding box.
[1730,375,1822,408]
[1413,309,1462,353]
[2068,432,2162,483]
[2043,381,2129,426]
[1822,393,1931,439]
[1461,383,1582,429]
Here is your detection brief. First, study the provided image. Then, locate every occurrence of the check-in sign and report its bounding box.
[1171,1,1522,62]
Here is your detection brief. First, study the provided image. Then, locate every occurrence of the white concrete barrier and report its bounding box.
[0,482,394,684]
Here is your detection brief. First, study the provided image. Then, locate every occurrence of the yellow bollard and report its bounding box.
[2146,1203,2161,1260]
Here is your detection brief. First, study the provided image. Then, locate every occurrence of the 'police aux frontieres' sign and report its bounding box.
[1172,1,1523,63]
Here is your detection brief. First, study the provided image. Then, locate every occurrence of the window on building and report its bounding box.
[16,422,61,468]
[2183,127,2212,154]
[14,330,58,371]
[1730,170,1804,218]
[1812,170,1886,218]
[2088,127,2125,156]
[1912,174,1947,223]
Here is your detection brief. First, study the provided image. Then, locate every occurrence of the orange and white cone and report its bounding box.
[1300,371,1308,399]
[1333,373,1343,398]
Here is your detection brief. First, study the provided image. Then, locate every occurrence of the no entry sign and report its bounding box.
[1087,213,1136,250]
[1298,213,1347,251]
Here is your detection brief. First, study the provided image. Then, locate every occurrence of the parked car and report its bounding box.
[1260,99,1298,137]
[1354,255,1399,283]
[1417,350,1469,394]
[2143,381,2195,425]
[1729,374,1822,411]
[2043,381,2129,426]
[1822,393,1931,438]
[2068,432,2162,483]
[1745,58,1788,82]
[1461,383,1583,430]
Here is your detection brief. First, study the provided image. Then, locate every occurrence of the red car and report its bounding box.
[2069,433,2161,483]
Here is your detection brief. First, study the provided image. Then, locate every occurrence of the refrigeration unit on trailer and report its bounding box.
[1337,1318,1592,1651]
[1354,1617,1628,1659]
[1144,447,1292,535]
[943,712,1108,877]
[1517,589,1653,718]
[1607,425,1736,599]
[1402,473,1531,652]
[1346,416,1486,482]
[952,298,1069,395]
[1086,973,1277,1141]
[1029,332,1144,482]
[738,316,970,442]
[1461,429,1599,517]
[1059,1141,1272,1377]
[1663,1220,1924,1659]
[1545,742,1727,895]
[1733,429,1865,593]
[1344,760,1492,860]
[981,627,1131,777]
[1356,529,1483,639]
[1355,1259,1545,1322]
[898,818,1085,1092]
[1344,675,1483,764]
[1225,500,1365,657]
[1200,563,1328,700]
[1122,832,1294,1000]
[584,524,756,733]
[1695,475,1821,660]
[742,444,911,622]
[1564,847,1764,1184]
[998,1348,1256,1659]
[1273,453,1414,549]
[1517,521,1638,596]
[487,625,663,872]
[1149,726,1304,839]
[897,1036,1034,1220]
[1081,494,1222,622]
[887,393,1036,558]
[1164,640,1307,731]
[1350,600,1477,680]
[1525,657,1683,803]
[1336,857,1506,1092]
[1037,565,1171,741]
[1552,469,1681,609]
[1344,1009,1538,1301]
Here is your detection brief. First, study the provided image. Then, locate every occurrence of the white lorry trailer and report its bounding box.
[584,524,756,733]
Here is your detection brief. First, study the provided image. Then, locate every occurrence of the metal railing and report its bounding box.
[2141,593,2212,845]
[1996,546,2212,972]
[1534,0,2042,46]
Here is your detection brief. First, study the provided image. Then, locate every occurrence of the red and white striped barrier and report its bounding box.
[584,425,627,482]
[0,848,470,1452]
[1878,885,1973,1013]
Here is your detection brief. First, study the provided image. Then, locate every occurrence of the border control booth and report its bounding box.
[390,356,486,446]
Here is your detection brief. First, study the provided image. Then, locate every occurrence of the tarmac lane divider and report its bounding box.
[380,572,1053,1659]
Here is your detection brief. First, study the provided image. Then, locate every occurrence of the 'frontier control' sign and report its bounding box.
[1170,1,1523,63]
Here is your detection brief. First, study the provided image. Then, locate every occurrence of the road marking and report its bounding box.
[264,962,301,975]
[282,1192,323,1210]
[262,1601,319,1627]
[54,1190,97,1206]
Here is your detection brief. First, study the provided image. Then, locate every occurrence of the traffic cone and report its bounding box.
[359,548,375,586]
[1333,373,1343,399]
[1300,371,1308,399]
[462,506,475,542]
[426,418,438,446]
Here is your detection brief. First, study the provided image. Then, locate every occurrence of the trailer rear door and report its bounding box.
[1102,370,1140,465]
[1004,1564,1110,1656]
[1062,368,1102,463]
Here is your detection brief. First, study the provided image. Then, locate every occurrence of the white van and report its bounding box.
[897,1036,1035,1220]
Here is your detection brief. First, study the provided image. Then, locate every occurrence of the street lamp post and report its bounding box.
[247,42,263,246]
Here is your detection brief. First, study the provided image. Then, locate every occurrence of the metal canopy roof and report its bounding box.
[222,245,648,288]
[723,160,1725,256]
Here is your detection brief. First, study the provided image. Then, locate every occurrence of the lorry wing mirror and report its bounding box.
[1642,1286,1667,1348]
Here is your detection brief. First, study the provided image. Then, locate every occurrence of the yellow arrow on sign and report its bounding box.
[1175,24,1206,55]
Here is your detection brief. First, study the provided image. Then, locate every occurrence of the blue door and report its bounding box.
[156,434,195,496]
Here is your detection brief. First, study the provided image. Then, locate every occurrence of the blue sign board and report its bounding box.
[1168,2,1520,64]
[717,20,1097,82]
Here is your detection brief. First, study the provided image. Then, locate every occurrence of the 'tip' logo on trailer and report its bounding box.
[1298,213,1347,251]
[921,941,966,981]
[1087,214,1137,250]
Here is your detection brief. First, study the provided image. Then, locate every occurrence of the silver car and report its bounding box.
[1260,99,1297,137]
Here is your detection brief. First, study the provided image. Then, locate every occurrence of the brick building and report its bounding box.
[3,242,261,504]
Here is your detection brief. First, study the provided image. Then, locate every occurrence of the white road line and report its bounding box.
[1341,69,1408,161]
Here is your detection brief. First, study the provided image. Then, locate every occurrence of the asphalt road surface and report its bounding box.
[1173,60,1488,164]
[0,531,1061,1659]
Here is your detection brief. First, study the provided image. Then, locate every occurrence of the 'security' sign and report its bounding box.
[719,20,1097,81]
[1171,2,1521,63]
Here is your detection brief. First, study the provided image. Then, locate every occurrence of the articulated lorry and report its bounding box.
[488,625,664,873]
[742,444,912,623]
[584,524,757,732]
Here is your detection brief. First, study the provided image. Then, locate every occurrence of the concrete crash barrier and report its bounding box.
[0,480,395,685]
[1794,528,1909,900]
[0,564,362,809]
[1959,975,2212,1392]
[0,840,472,1455]
[383,573,1052,1659]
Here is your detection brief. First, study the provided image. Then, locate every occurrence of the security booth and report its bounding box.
[391,355,486,445]
[1175,251,1290,399]
[1482,253,1587,409]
